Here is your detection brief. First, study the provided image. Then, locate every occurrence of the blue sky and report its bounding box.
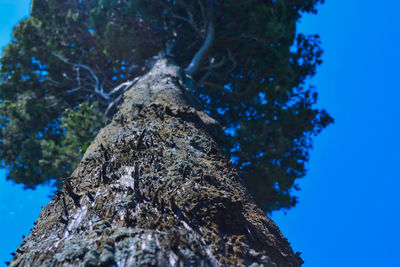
[0,0,399,266]
[272,1,400,266]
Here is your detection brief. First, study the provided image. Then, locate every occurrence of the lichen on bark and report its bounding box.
[10,59,303,267]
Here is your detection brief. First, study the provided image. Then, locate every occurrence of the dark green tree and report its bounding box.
[0,0,332,212]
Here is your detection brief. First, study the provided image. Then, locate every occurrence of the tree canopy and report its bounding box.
[0,0,332,213]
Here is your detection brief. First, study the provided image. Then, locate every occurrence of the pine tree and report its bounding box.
[0,0,331,211]
[4,1,333,265]
[10,58,303,266]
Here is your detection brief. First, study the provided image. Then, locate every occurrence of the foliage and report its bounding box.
[0,0,332,212]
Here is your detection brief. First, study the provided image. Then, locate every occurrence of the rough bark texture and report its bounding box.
[10,59,303,267]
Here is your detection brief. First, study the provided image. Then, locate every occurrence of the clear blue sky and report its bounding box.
[1,0,399,266]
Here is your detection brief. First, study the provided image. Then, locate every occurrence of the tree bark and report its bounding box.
[10,59,303,267]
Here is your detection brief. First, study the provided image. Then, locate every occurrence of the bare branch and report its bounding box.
[185,21,215,76]
[104,76,141,116]
[75,67,81,89]
[45,77,66,87]
[198,0,208,27]
[173,14,203,38]
[62,72,75,81]
[104,94,122,116]
[201,56,226,71]
[110,77,140,95]
[160,1,203,38]
[51,52,107,99]
[66,87,83,94]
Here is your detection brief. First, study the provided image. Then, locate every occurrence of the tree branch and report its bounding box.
[185,21,215,76]
[108,77,140,96]
[196,50,236,86]
[160,1,203,38]
[201,56,226,71]
[104,94,122,116]
[170,14,203,38]
[51,52,109,100]
[198,0,207,27]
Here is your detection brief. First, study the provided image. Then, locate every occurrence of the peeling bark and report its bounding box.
[10,59,303,267]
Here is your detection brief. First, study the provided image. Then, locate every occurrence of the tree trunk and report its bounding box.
[10,59,303,267]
